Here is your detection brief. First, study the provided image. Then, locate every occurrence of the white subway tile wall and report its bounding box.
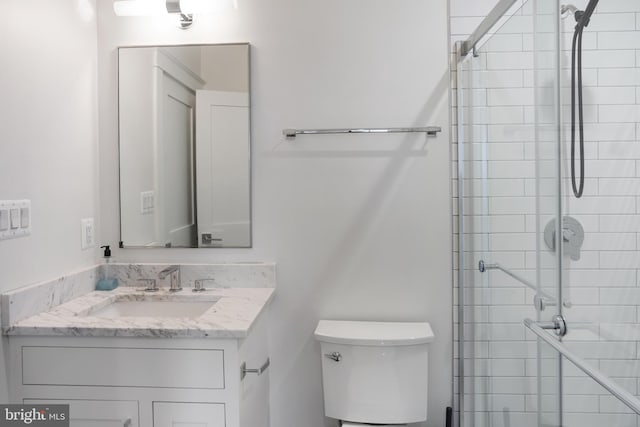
[451,0,640,426]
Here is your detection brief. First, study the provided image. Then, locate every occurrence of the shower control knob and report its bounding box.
[324,352,342,362]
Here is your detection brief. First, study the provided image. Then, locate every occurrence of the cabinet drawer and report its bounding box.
[153,402,225,426]
[25,399,139,427]
[22,346,224,389]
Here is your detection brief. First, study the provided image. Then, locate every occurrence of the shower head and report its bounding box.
[562,1,599,27]
[561,4,578,18]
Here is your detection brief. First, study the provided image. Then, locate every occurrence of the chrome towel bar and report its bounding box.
[283,126,442,138]
[525,318,640,415]
[478,260,562,310]
[240,358,270,380]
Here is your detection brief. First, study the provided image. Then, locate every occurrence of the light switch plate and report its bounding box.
[0,200,31,240]
[140,191,155,214]
[81,218,95,250]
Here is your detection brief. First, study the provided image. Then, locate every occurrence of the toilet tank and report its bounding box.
[314,320,434,425]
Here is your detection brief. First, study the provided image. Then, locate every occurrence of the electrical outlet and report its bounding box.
[81,218,95,250]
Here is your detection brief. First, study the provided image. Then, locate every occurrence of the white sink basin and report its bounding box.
[88,298,218,319]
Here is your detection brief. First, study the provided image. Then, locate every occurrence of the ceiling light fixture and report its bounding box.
[113,0,236,29]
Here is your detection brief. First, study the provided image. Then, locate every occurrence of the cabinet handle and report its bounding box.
[123,419,132,427]
[240,358,270,380]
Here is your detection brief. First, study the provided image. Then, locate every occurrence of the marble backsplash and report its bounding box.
[1,265,100,327]
[107,263,276,289]
[2,262,276,328]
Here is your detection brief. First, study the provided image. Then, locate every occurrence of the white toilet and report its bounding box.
[314,320,435,426]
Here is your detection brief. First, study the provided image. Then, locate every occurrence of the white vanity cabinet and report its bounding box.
[8,313,269,427]
[25,399,139,427]
[153,402,225,426]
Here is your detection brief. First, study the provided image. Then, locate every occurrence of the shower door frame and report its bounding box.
[456,0,640,425]
[454,0,565,425]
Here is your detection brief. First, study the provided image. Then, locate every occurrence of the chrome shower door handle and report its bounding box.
[526,315,567,337]
[324,352,342,362]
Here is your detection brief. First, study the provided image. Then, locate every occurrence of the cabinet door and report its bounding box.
[25,399,138,427]
[153,402,225,426]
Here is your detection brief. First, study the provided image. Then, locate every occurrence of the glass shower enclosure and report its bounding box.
[455,0,640,426]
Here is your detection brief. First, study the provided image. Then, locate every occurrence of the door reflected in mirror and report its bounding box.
[118,43,251,248]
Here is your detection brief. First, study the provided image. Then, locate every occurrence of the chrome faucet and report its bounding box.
[158,265,182,292]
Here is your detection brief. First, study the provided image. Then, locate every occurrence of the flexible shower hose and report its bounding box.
[570,0,599,198]
[570,23,585,198]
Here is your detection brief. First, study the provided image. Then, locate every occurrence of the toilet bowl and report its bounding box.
[314,320,435,426]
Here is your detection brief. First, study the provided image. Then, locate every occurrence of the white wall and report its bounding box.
[98,1,452,426]
[0,0,99,402]
[200,44,250,92]
[163,45,202,74]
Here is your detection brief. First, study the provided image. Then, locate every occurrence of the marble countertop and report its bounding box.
[4,286,274,339]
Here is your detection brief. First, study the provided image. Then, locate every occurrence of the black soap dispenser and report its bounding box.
[96,245,119,291]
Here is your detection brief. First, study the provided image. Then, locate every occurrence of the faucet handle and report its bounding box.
[193,279,214,292]
[168,270,182,292]
[138,279,158,292]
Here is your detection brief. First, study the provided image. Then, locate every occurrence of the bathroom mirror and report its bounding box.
[118,43,251,248]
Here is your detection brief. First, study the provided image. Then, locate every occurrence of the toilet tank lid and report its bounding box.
[314,320,434,346]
